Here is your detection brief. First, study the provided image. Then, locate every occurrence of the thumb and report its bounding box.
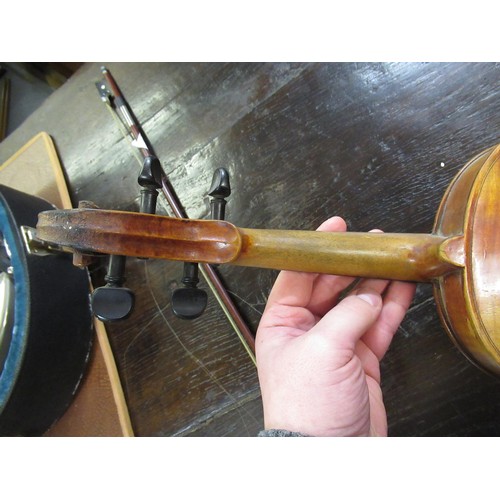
[310,289,383,351]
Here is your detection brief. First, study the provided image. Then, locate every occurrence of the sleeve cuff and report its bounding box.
[258,429,309,437]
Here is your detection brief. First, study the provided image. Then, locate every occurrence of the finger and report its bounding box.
[348,277,390,298]
[306,273,357,317]
[361,280,416,360]
[315,215,347,233]
[307,275,389,318]
[309,287,383,353]
[266,216,347,310]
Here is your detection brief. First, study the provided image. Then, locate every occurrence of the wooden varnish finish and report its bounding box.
[236,229,451,280]
[37,209,243,263]
[469,148,500,361]
[433,145,500,375]
[2,63,500,436]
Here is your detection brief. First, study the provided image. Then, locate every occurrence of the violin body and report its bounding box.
[433,144,500,375]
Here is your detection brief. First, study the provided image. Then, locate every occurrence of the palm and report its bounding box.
[256,217,415,437]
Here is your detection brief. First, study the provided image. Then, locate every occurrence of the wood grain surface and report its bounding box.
[1,62,500,436]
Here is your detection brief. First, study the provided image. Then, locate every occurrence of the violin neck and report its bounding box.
[36,208,460,282]
[234,229,458,282]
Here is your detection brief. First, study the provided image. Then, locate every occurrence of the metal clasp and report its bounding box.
[20,225,71,256]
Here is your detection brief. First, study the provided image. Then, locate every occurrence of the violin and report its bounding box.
[36,144,500,376]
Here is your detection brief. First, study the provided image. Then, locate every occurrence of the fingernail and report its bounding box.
[356,292,380,307]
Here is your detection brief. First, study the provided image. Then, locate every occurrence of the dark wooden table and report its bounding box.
[1,62,499,436]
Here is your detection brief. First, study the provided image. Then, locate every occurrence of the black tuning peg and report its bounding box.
[208,167,231,220]
[171,262,208,320]
[170,168,231,320]
[91,254,135,321]
[138,155,163,214]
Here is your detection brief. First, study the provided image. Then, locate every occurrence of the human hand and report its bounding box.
[255,216,416,436]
